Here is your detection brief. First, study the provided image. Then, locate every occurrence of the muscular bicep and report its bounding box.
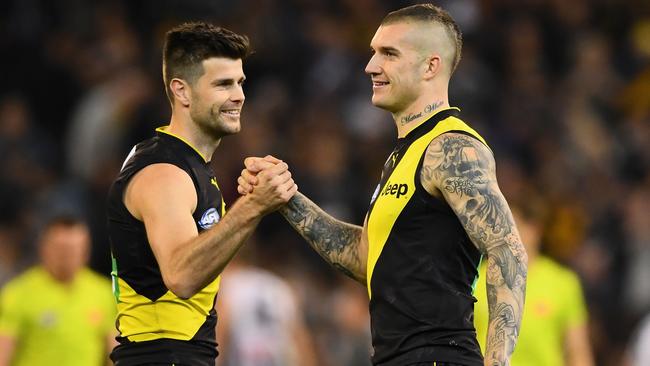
[420,133,521,255]
[125,163,198,282]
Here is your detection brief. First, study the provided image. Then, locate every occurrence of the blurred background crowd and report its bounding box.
[0,0,649,365]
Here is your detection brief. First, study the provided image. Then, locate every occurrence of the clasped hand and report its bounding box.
[237,155,297,214]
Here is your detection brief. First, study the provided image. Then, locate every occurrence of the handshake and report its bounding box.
[236,155,298,215]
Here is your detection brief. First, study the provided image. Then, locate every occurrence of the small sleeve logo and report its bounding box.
[198,207,221,229]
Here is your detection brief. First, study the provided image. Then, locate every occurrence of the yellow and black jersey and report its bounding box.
[107,127,225,366]
[366,108,486,366]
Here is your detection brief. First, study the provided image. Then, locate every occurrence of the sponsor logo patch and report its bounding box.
[380,181,409,198]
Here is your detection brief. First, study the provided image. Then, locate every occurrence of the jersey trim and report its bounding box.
[401,107,461,138]
[156,126,209,163]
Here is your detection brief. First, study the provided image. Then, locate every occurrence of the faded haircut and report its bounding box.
[382,3,463,75]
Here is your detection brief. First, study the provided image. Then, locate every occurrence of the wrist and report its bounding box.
[233,195,267,219]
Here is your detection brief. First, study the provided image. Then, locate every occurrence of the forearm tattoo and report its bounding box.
[280,193,365,283]
[422,134,528,366]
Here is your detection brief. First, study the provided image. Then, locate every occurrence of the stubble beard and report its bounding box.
[373,84,419,115]
[190,102,240,140]
[372,91,402,114]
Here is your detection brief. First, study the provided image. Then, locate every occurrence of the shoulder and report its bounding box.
[78,268,111,287]
[77,269,115,303]
[0,268,43,300]
[421,132,496,191]
[426,132,493,163]
[124,162,197,221]
[537,256,575,278]
[132,162,193,185]
[128,163,196,201]
[537,256,583,291]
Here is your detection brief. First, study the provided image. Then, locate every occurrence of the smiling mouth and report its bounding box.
[220,109,241,117]
[372,81,389,88]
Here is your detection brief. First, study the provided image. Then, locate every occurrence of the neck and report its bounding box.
[168,110,221,162]
[43,267,76,286]
[393,87,449,138]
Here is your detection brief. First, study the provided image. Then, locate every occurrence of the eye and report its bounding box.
[384,49,399,57]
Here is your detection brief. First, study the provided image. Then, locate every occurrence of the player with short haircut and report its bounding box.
[240,4,527,366]
[108,22,296,366]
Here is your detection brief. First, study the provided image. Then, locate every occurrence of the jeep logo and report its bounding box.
[381,182,409,198]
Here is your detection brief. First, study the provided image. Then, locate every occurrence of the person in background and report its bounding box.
[627,313,650,366]
[216,243,317,366]
[0,215,116,366]
[473,206,594,366]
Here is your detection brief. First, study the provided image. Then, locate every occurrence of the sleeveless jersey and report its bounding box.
[366,108,487,366]
[107,127,225,366]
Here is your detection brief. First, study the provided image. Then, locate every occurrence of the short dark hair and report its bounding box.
[162,22,251,103]
[382,3,463,75]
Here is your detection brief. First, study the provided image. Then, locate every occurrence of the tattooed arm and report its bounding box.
[420,133,528,366]
[279,193,368,284]
[238,158,368,284]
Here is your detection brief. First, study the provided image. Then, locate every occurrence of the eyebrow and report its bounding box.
[372,46,401,55]
[210,76,246,86]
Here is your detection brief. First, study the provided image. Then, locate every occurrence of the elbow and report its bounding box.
[163,273,197,300]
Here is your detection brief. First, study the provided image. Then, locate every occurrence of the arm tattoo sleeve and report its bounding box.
[421,134,528,366]
[280,193,365,284]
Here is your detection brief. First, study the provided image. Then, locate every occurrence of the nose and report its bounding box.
[365,54,381,76]
[231,84,245,104]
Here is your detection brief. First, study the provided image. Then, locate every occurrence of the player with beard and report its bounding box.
[106,22,297,366]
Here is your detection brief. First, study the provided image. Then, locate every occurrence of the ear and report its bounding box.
[170,78,191,108]
[423,55,442,80]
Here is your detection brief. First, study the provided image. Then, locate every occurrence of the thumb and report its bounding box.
[244,157,265,173]
[263,155,283,164]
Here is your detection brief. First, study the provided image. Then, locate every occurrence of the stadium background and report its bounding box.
[0,0,649,365]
